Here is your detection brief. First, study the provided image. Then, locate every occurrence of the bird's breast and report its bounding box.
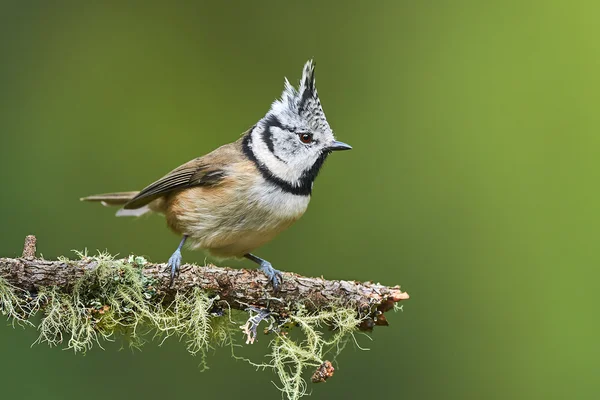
[246,180,311,220]
[165,178,310,257]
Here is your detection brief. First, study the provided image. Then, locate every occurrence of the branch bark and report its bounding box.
[1,236,409,330]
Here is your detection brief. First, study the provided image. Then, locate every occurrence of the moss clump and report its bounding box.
[0,252,371,400]
[31,252,221,355]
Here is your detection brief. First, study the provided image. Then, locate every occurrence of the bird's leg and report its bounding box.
[168,235,188,286]
[244,253,283,291]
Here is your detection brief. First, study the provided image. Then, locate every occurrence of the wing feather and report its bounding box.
[123,159,226,209]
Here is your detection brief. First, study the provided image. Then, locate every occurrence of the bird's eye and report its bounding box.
[299,133,313,144]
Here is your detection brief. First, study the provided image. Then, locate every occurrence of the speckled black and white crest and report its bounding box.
[269,60,331,135]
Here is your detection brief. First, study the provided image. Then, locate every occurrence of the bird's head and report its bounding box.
[244,60,351,195]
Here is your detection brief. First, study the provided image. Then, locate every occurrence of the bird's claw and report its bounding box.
[259,261,283,291]
[167,249,182,286]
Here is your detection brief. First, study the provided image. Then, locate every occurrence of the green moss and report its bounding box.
[0,253,372,400]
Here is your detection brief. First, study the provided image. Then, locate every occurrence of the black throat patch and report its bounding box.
[242,127,328,196]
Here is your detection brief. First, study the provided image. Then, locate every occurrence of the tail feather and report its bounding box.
[80,192,139,206]
[81,191,151,217]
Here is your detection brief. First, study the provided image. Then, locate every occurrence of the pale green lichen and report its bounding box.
[0,278,35,326]
[240,305,367,399]
[0,252,372,400]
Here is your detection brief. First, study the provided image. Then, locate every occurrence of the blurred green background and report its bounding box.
[0,1,598,399]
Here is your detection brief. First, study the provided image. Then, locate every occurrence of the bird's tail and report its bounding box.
[80,192,150,217]
[80,192,138,206]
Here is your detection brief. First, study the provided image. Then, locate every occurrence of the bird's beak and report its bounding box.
[328,141,352,151]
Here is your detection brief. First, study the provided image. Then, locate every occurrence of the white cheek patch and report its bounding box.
[272,131,301,159]
[251,128,304,185]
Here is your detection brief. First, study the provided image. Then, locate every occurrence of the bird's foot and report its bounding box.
[167,249,182,287]
[259,260,283,291]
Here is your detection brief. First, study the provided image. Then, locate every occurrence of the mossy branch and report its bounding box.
[3,235,408,327]
[0,235,409,400]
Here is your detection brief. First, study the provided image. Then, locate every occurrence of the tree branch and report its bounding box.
[1,235,410,400]
[1,236,409,331]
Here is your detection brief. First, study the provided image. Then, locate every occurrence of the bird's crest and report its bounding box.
[268,60,329,132]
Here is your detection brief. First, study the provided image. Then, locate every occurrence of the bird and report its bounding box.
[81,60,351,290]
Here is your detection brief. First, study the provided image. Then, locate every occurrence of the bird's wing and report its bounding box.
[123,155,228,210]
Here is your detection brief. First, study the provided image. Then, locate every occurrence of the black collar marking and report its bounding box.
[261,114,287,163]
